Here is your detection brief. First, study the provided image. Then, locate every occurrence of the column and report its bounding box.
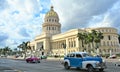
[65,38,69,55]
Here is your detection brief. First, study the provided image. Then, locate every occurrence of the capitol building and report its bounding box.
[29,6,120,56]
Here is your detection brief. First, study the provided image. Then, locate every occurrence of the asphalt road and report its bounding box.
[0,58,120,72]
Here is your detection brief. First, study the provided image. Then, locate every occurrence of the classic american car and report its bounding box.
[63,52,107,72]
[26,56,40,63]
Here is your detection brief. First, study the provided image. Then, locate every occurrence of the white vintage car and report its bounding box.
[63,52,107,72]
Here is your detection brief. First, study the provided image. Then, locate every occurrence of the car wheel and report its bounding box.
[76,67,80,70]
[87,65,94,72]
[26,61,28,63]
[64,62,70,70]
[33,60,37,63]
[38,61,40,63]
[26,60,30,63]
[99,68,104,72]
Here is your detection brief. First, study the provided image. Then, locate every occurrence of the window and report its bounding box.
[49,19,51,22]
[71,41,73,47]
[67,54,70,57]
[108,35,111,40]
[107,41,109,46]
[70,54,75,57]
[52,19,54,22]
[49,27,50,30]
[82,53,92,57]
[69,41,70,47]
[103,41,105,46]
[111,41,113,46]
[52,27,54,30]
[47,27,49,30]
[74,41,76,47]
[76,54,82,58]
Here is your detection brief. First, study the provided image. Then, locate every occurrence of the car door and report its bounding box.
[74,54,83,68]
[69,53,76,67]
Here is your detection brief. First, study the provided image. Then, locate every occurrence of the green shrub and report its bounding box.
[116,53,120,57]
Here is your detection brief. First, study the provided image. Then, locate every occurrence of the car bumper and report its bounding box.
[95,62,107,69]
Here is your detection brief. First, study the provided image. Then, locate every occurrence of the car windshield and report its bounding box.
[82,53,93,57]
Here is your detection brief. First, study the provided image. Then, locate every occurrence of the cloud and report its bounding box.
[0,0,8,10]
[0,32,9,47]
[51,0,119,32]
[0,0,51,48]
[0,32,9,42]
[0,0,120,48]
[88,0,120,33]
[18,28,30,37]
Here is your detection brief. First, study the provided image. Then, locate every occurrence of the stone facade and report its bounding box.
[30,6,120,56]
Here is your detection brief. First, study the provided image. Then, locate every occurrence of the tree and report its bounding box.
[90,30,103,54]
[3,46,11,56]
[18,41,31,59]
[0,48,3,55]
[77,30,103,55]
[84,32,94,53]
[77,32,86,51]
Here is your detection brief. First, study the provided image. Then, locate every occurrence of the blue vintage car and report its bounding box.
[63,52,107,72]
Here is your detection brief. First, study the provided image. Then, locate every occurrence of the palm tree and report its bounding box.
[3,46,10,56]
[18,41,31,59]
[17,44,24,55]
[77,30,103,55]
[77,32,86,51]
[91,30,103,54]
[0,48,3,55]
[85,32,94,53]
[94,31,103,46]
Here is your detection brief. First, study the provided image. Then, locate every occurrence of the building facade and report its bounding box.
[30,6,120,56]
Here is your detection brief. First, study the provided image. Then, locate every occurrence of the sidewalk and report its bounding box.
[47,57,64,61]
[104,58,120,62]
[8,56,64,61]
[7,56,25,61]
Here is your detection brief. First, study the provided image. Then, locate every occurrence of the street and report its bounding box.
[0,58,120,72]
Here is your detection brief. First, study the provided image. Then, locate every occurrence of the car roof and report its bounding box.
[69,52,87,54]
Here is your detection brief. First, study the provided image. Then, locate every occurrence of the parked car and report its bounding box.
[109,55,117,59]
[63,52,107,72]
[40,55,47,59]
[0,55,7,58]
[26,56,40,63]
[54,55,59,58]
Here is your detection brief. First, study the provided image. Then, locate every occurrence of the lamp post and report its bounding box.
[62,43,67,56]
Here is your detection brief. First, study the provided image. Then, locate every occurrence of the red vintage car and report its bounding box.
[26,56,40,63]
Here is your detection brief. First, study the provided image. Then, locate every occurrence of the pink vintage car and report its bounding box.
[26,56,40,63]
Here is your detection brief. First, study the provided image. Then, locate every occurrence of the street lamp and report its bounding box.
[62,43,67,56]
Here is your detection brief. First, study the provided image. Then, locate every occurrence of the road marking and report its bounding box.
[4,70,27,72]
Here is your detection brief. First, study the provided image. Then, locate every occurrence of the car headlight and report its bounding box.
[95,62,100,67]
[102,59,105,62]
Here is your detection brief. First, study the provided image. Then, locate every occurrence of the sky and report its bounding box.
[0,0,120,49]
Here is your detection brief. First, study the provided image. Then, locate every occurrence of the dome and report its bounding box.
[45,6,58,18]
